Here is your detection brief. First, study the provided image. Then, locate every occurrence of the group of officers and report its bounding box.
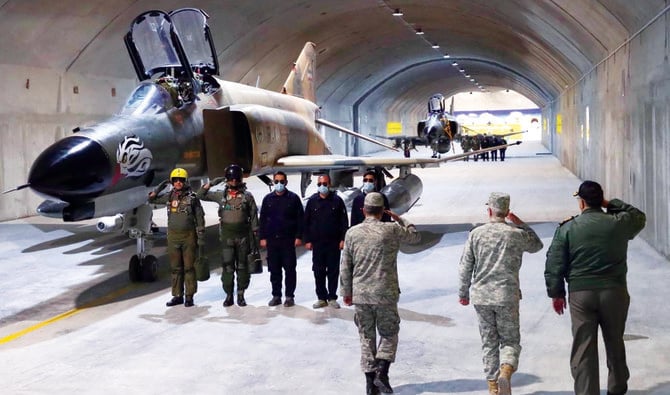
[147,165,646,395]
[460,134,509,162]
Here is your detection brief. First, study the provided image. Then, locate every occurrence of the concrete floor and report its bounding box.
[1,141,669,394]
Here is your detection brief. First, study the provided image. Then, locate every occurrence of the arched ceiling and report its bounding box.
[0,0,667,111]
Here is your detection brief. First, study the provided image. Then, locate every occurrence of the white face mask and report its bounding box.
[317,185,329,195]
[274,182,286,193]
[361,182,375,193]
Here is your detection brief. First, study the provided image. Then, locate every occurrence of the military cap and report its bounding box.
[364,192,385,208]
[573,180,603,206]
[486,192,510,212]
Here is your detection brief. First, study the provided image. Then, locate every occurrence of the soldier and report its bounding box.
[490,135,501,161]
[259,171,304,307]
[499,137,508,161]
[460,135,472,162]
[350,170,391,227]
[341,192,420,394]
[304,174,348,309]
[471,134,481,161]
[458,192,543,395]
[545,181,646,395]
[198,164,259,307]
[148,168,205,307]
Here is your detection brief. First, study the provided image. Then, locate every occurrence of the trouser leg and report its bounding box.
[497,304,521,370]
[267,245,284,297]
[326,247,341,300]
[182,232,197,297]
[168,238,185,297]
[475,305,501,381]
[600,287,630,394]
[283,245,297,298]
[569,290,601,395]
[221,240,236,295]
[375,304,400,362]
[235,237,251,291]
[355,304,378,372]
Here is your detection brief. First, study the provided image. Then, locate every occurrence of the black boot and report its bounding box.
[374,359,393,393]
[365,372,380,395]
[223,294,234,307]
[237,290,247,307]
[184,296,194,307]
[166,296,184,307]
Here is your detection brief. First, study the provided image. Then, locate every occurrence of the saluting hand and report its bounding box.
[259,239,267,249]
[294,238,302,247]
[385,210,400,222]
[305,242,312,250]
[506,212,524,225]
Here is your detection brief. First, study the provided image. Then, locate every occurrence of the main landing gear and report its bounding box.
[126,204,158,282]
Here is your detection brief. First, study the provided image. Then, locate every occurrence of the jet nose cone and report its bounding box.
[28,136,112,201]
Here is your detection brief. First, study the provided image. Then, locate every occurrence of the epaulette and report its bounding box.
[559,215,576,226]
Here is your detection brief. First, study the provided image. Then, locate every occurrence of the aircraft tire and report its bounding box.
[129,255,142,282]
[141,255,158,282]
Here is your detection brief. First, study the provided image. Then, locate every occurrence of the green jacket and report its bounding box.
[544,198,646,297]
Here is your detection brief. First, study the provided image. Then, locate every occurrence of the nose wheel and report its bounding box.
[129,254,158,282]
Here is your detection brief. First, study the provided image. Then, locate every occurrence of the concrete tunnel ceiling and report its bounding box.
[1,0,667,115]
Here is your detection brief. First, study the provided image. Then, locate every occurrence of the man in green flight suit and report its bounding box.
[148,168,206,307]
[198,164,259,307]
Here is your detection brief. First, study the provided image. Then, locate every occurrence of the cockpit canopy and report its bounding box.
[119,82,174,115]
[428,94,446,113]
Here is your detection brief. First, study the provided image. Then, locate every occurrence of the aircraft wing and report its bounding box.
[274,141,521,171]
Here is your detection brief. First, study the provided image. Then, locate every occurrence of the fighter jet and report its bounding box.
[374,94,461,158]
[10,8,519,282]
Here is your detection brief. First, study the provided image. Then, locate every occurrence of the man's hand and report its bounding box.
[294,238,302,247]
[506,212,523,225]
[343,296,353,306]
[459,298,469,306]
[305,242,312,250]
[385,210,400,222]
[552,297,567,315]
[259,239,267,249]
[339,240,345,250]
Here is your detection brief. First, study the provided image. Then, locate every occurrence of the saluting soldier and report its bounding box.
[341,192,420,394]
[458,193,543,395]
[148,168,205,307]
[198,164,258,307]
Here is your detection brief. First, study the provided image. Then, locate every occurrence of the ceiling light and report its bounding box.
[470,78,475,82]
[459,68,465,73]
[443,53,450,58]
[465,74,470,78]
[415,28,424,35]
[451,62,458,66]
[392,8,403,16]
[432,43,440,49]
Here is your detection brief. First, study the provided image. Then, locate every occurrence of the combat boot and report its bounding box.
[487,379,499,394]
[166,296,184,307]
[365,372,380,395]
[374,359,393,393]
[184,296,194,307]
[497,363,514,395]
[223,294,234,307]
[237,290,247,307]
[268,296,282,306]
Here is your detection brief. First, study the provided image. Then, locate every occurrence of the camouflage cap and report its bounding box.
[486,192,510,212]
[364,192,385,208]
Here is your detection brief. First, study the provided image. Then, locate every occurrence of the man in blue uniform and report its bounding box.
[350,171,391,227]
[304,174,348,309]
[259,171,304,307]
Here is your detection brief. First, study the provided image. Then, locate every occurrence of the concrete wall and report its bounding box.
[0,64,135,221]
[542,15,670,259]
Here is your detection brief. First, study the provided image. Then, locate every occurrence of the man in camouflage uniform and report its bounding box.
[545,181,646,395]
[198,164,258,307]
[148,168,205,307]
[341,192,421,394]
[458,192,543,395]
[460,135,472,162]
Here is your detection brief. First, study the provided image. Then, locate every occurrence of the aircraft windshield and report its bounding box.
[130,13,181,78]
[119,83,174,115]
[170,9,218,74]
[428,95,445,113]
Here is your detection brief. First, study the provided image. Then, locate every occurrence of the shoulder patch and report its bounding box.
[559,215,575,226]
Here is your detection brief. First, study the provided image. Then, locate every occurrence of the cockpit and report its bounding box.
[428,94,446,113]
[119,82,175,115]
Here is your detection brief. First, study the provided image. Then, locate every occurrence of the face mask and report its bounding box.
[274,183,286,193]
[361,182,374,193]
[317,185,329,195]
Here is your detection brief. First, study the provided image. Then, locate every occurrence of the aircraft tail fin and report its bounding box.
[281,42,317,103]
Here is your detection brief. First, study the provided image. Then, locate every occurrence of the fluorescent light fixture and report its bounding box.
[451,62,458,66]
[415,28,424,35]
[443,53,450,58]
[459,68,465,73]
[392,8,403,16]
[432,43,440,49]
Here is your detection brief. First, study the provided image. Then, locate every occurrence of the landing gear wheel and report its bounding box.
[141,255,158,282]
[129,255,142,282]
